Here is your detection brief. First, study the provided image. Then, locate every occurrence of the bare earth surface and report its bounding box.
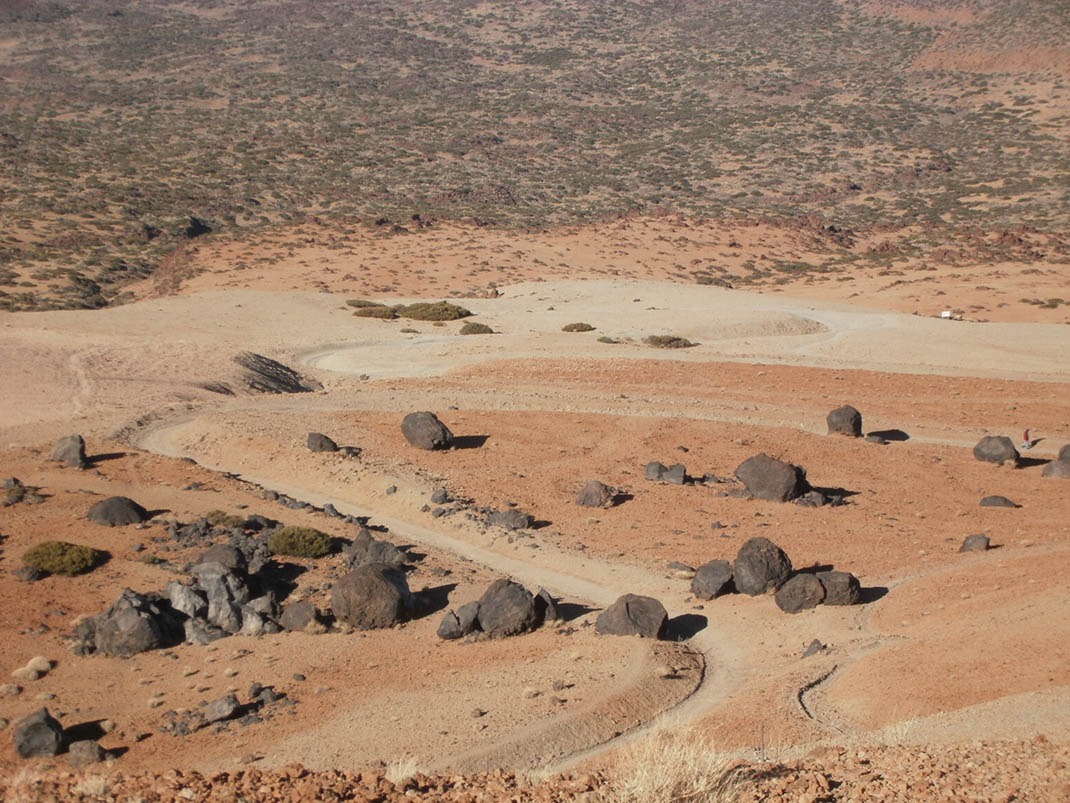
[1,219,1069,800]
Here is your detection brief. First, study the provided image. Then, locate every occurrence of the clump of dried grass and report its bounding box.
[608,725,741,802]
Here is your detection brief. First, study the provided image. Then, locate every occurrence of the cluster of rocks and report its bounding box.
[689,537,861,614]
[437,579,558,640]
[3,477,45,507]
[159,683,290,738]
[306,432,361,458]
[644,452,843,507]
[71,515,428,656]
[12,708,109,766]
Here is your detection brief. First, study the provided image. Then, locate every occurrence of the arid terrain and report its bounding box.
[2,1,1070,801]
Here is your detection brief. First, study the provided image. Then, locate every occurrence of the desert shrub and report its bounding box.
[204,509,246,528]
[562,322,595,332]
[353,305,398,319]
[23,541,102,576]
[400,327,418,333]
[395,301,471,321]
[4,484,26,505]
[598,336,621,344]
[268,526,332,558]
[346,299,382,308]
[644,334,697,349]
[460,321,494,335]
[608,725,741,802]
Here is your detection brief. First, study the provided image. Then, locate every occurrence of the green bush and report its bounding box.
[204,509,246,528]
[460,321,494,335]
[346,299,382,308]
[268,526,332,558]
[23,541,102,576]
[562,322,595,332]
[354,305,398,319]
[644,335,697,349]
[395,302,471,321]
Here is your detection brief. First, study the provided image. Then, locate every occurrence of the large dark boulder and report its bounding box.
[774,574,826,613]
[815,570,861,605]
[197,544,247,573]
[691,559,734,600]
[1042,448,1070,478]
[51,435,87,469]
[279,600,321,632]
[487,509,534,531]
[307,432,339,452]
[13,708,64,758]
[827,405,863,437]
[401,411,454,450]
[972,436,1019,466]
[345,529,408,567]
[331,563,412,629]
[87,496,149,526]
[76,589,182,656]
[595,594,668,639]
[476,579,539,638]
[735,454,809,502]
[733,537,792,596]
[576,480,614,508]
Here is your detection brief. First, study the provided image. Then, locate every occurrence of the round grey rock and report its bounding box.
[733,537,793,595]
[827,405,862,437]
[690,559,734,600]
[401,411,454,450]
[595,594,668,639]
[87,496,149,527]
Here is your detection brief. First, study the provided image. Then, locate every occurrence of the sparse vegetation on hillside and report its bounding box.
[645,335,698,349]
[267,526,332,558]
[460,321,494,335]
[0,0,1067,309]
[23,540,102,576]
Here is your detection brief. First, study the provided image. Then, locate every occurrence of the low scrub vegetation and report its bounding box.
[395,302,472,321]
[23,541,103,576]
[644,334,697,349]
[267,526,332,558]
[562,322,595,332]
[460,321,494,334]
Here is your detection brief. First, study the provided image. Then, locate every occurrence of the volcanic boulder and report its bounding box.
[401,411,454,450]
[87,496,149,526]
[345,529,408,567]
[815,570,862,605]
[13,708,64,758]
[774,574,826,613]
[735,454,809,502]
[827,405,863,437]
[331,563,413,629]
[487,508,534,531]
[476,579,539,638]
[972,436,1019,466]
[596,594,668,639]
[51,435,87,469]
[307,432,339,453]
[576,480,614,508]
[733,537,792,596]
[691,559,734,600]
[75,588,182,656]
[1041,445,1070,478]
